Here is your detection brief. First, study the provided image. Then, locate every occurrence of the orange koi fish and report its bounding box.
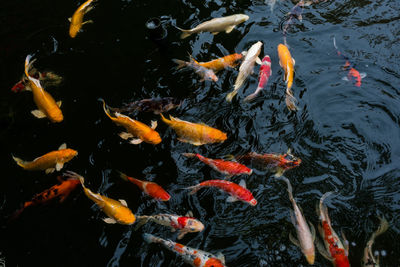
[24,55,63,122]
[144,233,226,267]
[183,153,252,177]
[119,172,170,201]
[135,211,204,239]
[69,0,95,38]
[100,99,161,145]
[317,192,350,267]
[278,43,298,111]
[192,53,243,72]
[10,176,80,220]
[278,177,315,264]
[160,114,227,146]
[362,217,389,267]
[64,171,136,225]
[12,143,77,174]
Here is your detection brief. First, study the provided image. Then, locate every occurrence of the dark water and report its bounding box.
[1,0,400,266]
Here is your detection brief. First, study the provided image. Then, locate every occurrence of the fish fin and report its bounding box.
[150,120,157,129]
[316,239,333,261]
[185,210,193,217]
[45,168,55,174]
[225,174,233,179]
[243,92,257,102]
[223,154,235,160]
[309,222,316,241]
[55,162,64,171]
[130,138,143,145]
[289,210,296,226]
[12,155,28,168]
[292,58,296,66]
[285,92,299,111]
[226,196,238,202]
[119,132,133,140]
[68,17,72,22]
[177,138,202,146]
[82,20,94,25]
[182,153,196,158]
[256,57,262,65]
[103,218,117,224]
[360,72,367,79]
[172,59,187,70]
[342,76,349,81]
[239,179,247,188]
[211,32,220,35]
[59,143,67,150]
[31,109,47,119]
[25,85,32,91]
[119,199,128,207]
[176,27,192,39]
[241,51,247,56]
[225,25,236,33]
[226,90,237,102]
[185,185,201,195]
[177,230,187,240]
[59,194,68,203]
[56,101,62,107]
[341,230,349,255]
[216,252,226,264]
[289,232,300,247]
[274,168,285,177]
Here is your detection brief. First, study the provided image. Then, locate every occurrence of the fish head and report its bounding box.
[262,55,271,65]
[69,25,80,38]
[211,131,227,143]
[249,198,257,206]
[186,218,205,233]
[49,108,64,123]
[205,69,218,82]
[204,258,225,267]
[234,14,250,24]
[279,153,301,169]
[146,131,162,145]
[62,149,78,162]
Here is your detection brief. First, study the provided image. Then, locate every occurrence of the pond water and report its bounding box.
[1,0,400,266]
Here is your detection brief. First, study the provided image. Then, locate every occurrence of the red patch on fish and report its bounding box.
[144,182,171,201]
[257,56,272,89]
[322,221,350,267]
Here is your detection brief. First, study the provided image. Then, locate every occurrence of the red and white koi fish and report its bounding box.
[183,153,252,177]
[277,177,315,264]
[362,216,389,267]
[11,68,62,93]
[244,55,272,102]
[144,233,226,267]
[173,58,218,82]
[317,192,350,267]
[333,37,366,87]
[119,172,170,201]
[135,211,204,239]
[186,179,257,206]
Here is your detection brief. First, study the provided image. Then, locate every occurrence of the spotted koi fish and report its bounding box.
[111,97,181,115]
[173,58,218,82]
[11,68,62,93]
[69,0,95,38]
[362,216,389,267]
[119,172,170,201]
[135,211,204,239]
[186,179,257,206]
[143,233,226,267]
[192,53,243,72]
[317,192,350,267]
[183,153,252,177]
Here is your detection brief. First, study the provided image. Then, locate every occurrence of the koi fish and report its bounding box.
[135,211,204,239]
[24,55,63,122]
[143,233,226,267]
[333,37,366,87]
[282,0,307,45]
[172,59,218,82]
[316,192,350,267]
[233,149,301,177]
[100,99,161,145]
[69,0,95,38]
[160,114,227,146]
[64,171,136,225]
[226,41,263,102]
[186,179,257,206]
[277,177,315,264]
[12,143,77,174]
[182,153,252,177]
[244,55,272,102]
[12,67,62,93]
[362,217,389,267]
[278,43,298,111]
[178,14,249,39]
[193,53,244,72]
[111,97,181,115]
[119,172,170,201]
[9,176,80,220]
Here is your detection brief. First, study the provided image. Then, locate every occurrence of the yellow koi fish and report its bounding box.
[12,143,77,174]
[24,55,63,122]
[278,44,298,111]
[69,0,95,38]
[101,99,161,145]
[160,114,227,146]
[64,171,136,225]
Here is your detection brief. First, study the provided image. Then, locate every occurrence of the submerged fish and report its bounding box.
[244,55,272,102]
[333,37,366,87]
[226,41,263,102]
[119,172,170,201]
[12,67,62,93]
[100,99,161,145]
[186,179,257,206]
[12,143,77,174]
[160,114,227,146]
[183,153,252,177]
[193,53,244,72]
[144,233,226,267]
[317,192,350,267]
[135,212,204,239]
[362,217,389,267]
[178,14,249,39]
[277,177,315,264]
[278,43,298,111]
[64,171,136,225]
[24,55,63,122]
[69,0,95,38]
[173,58,218,82]
[111,97,181,115]
[234,149,301,177]
[9,176,80,220]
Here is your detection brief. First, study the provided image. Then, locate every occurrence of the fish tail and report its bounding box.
[369,217,389,245]
[319,191,334,219]
[118,171,129,182]
[160,113,171,124]
[276,176,294,201]
[285,90,298,111]
[98,98,115,120]
[333,36,338,50]
[226,90,238,102]
[185,185,201,195]
[182,153,196,158]
[172,59,188,70]
[24,54,35,78]
[143,233,163,244]
[12,155,28,168]
[134,215,151,231]
[176,27,192,39]
[243,92,258,102]
[63,171,85,187]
